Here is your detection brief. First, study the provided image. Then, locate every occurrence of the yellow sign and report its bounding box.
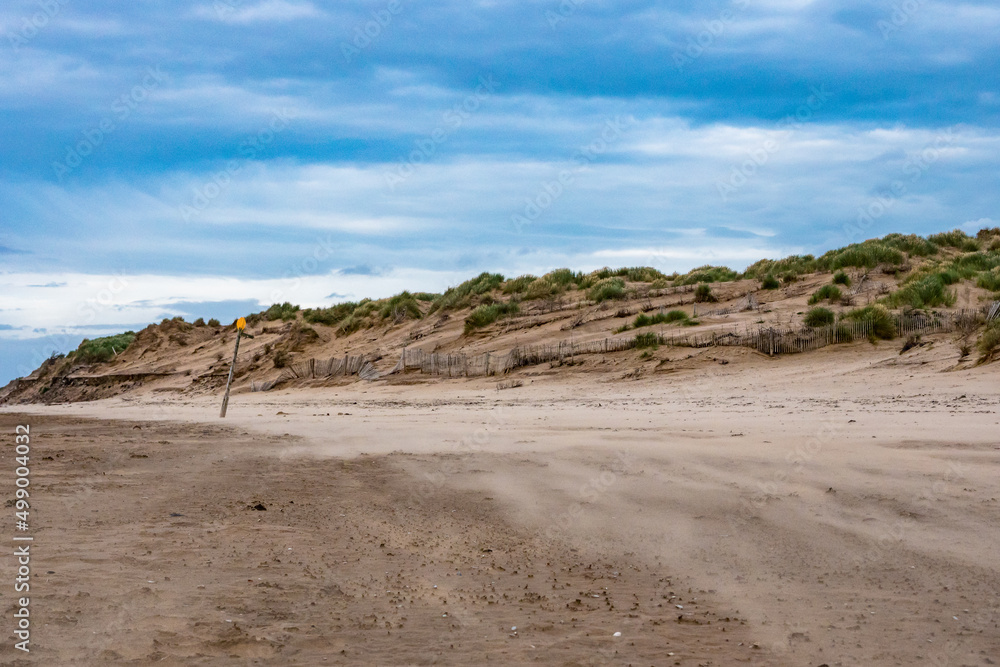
[236,317,246,330]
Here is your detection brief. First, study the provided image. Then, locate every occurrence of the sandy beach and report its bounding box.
[2,337,998,665]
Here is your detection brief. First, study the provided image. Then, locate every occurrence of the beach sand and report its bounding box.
[2,338,998,665]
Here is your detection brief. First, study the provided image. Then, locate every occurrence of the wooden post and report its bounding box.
[220,323,253,418]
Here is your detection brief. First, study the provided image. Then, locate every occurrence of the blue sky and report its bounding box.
[1,0,999,383]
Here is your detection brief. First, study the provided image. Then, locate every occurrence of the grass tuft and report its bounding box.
[808,284,842,305]
[464,301,520,333]
[633,332,660,349]
[588,278,627,303]
[883,273,956,309]
[818,241,904,270]
[633,310,692,328]
[74,332,136,364]
[430,272,506,313]
[804,307,835,327]
[694,283,717,303]
[845,304,896,340]
[502,275,538,295]
[677,265,738,285]
[977,320,1000,363]
[264,302,300,321]
[377,291,423,322]
[928,229,980,252]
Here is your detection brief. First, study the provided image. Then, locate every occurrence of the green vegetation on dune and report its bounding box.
[591,266,671,283]
[808,284,842,305]
[73,332,136,364]
[464,301,520,333]
[928,229,980,252]
[742,255,817,281]
[633,332,660,349]
[224,227,1000,344]
[633,310,695,328]
[880,233,939,257]
[950,251,1000,276]
[502,274,538,295]
[694,283,717,303]
[677,265,739,285]
[377,291,424,321]
[545,268,584,288]
[976,267,1000,293]
[303,301,360,326]
[978,320,1000,363]
[803,307,835,327]
[845,304,896,340]
[817,241,905,270]
[588,277,627,303]
[430,272,506,313]
[264,302,300,321]
[882,273,956,309]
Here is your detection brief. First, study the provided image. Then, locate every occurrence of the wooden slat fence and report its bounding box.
[251,303,998,388]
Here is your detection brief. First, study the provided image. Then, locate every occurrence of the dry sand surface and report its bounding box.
[2,338,999,666]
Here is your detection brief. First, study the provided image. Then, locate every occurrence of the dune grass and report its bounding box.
[677,265,739,285]
[818,241,905,270]
[694,283,717,303]
[264,302,300,321]
[976,268,1000,292]
[73,332,136,364]
[845,304,896,340]
[804,307,835,327]
[591,266,671,283]
[633,310,695,328]
[760,274,780,289]
[502,274,538,295]
[588,277,627,303]
[430,272,506,313]
[742,254,818,282]
[882,273,956,309]
[303,302,359,326]
[880,233,939,257]
[377,291,424,321]
[928,229,980,252]
[464,301,520,333]
[633,332,660,349]
[808,284,842,305]
[977,320,1000,363]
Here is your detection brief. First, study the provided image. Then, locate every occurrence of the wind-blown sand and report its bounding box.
[2,338,998,665]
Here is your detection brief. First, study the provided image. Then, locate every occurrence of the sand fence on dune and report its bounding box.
[250,305,996,390]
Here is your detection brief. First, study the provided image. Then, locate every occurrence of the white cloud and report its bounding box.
[960,218,998,233]
[0,267,470,340]
[190,0,321,24]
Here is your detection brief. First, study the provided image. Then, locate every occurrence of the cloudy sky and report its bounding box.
[1,0,998,383]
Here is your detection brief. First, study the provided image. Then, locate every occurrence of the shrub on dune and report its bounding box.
[845,304,896,340]
[804,307,835,327]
